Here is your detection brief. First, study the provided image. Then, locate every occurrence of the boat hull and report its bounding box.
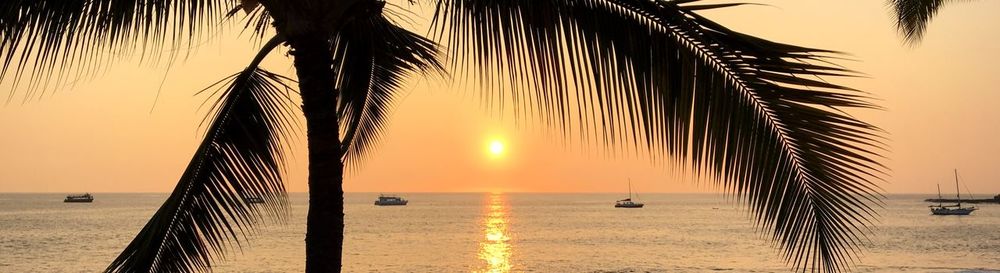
[374,201,408,206]
[931,207,976,215]
[63,199,93,203]
[615,204,644,208]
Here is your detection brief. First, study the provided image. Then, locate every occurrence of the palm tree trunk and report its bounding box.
[289,35,345,273]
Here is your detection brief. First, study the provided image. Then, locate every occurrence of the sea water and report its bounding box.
[1,193,998,272]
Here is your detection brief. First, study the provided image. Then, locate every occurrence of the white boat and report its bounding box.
[615,180,644,208]
[374,194,408,206]
[930,170,976,216]
[931,205,976,215]
[64,193,93,203]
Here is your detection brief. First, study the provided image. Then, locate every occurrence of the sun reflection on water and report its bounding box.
[477,193,512,273]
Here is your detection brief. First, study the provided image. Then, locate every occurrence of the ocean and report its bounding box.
[0,193,997,273]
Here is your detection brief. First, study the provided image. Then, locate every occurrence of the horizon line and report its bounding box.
[0,191,986,195]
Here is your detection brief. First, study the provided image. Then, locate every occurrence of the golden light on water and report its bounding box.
[477,193,512,273]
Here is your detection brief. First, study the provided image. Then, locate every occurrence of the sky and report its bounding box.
[1,1,999,194]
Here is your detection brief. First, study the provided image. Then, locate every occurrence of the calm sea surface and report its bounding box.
[1,193,998,273]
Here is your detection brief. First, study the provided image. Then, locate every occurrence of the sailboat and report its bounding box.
[930,169,977,216]
[615,179,644,208]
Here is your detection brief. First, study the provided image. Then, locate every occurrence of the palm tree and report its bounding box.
[1,1,884,272]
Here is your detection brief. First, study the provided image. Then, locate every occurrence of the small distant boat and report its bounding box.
[615,180,644,208]
[244,196,265,204]
[374,194,408,206]
[64,193,94,203]
[930,169,976,216]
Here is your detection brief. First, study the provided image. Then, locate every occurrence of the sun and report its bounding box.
[488,140,505,157]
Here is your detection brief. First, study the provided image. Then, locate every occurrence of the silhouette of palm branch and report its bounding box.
[889,0,973,44]
[106,37,297,273]
[432,1,885,271]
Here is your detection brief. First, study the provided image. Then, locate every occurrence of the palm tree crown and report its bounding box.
[1,1,886,272]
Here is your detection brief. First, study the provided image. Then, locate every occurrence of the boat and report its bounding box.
[374,194,408,206]
[930,170,977,216]
[615,180,644,208]
[64,193,94,203]
[244,196,265,204]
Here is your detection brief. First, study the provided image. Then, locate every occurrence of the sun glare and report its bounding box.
[488,140,505,157]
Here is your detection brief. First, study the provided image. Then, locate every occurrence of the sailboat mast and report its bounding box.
[937,183,942,205]
[954,169,961,206]
[628,178,633,199]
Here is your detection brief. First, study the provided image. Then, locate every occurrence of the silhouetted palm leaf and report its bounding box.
[0,0,237,100]
[432,0,884,272]
[335,13,444,168]
[104,57,296,272]
[227,1,273,44]
[889,0,974,44]
[890,0,943,44]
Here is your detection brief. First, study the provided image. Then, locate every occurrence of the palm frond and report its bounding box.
[335,12,443,169]
[432,0,884,272]
[0,0,238,100]
[105,62,296,272]
[226,2,274,45]
[889,0,967,44]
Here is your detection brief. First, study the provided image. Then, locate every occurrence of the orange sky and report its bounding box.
[1,1,999,194]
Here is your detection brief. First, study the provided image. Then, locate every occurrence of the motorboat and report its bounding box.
[64,193,94,203]
[375,194,408,206]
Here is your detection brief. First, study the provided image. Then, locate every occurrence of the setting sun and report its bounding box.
[488,140,505,157]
